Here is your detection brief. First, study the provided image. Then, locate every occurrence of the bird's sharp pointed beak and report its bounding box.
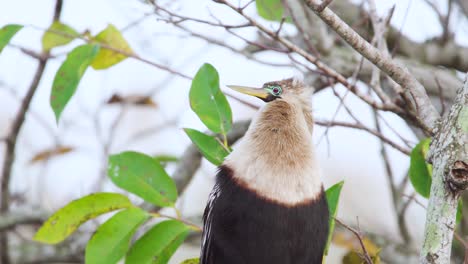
[226,85,269,100]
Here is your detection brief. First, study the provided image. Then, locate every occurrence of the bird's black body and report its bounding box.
[201,165,329,264]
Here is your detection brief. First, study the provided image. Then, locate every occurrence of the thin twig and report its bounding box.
[335,217,373,264]
[315,119,411,155]
[216,0,405,116]
[175,24,293,68]
[402,193,427,209]
[303,0,440,133]
[149,211,202,232]
[154,3,251,29]
[453,231,468,264]
[316,0,334,12]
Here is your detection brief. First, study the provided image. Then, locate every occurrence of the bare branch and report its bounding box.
[216,0,404,116]
[303,0,440,133]
[314,119,411,155]
[0,211,45,233]
[335,217,374,264]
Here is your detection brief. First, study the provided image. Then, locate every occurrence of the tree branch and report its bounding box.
[329,0,468,73]
[0,211,45,233]
[303,0,440,133]
[420,72,468,263]
[0,2,63,263]
[216,0,404,116]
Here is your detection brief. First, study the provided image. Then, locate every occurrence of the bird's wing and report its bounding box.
[200,182,221,264]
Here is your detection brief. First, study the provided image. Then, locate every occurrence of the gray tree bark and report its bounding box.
[420,73,468,263]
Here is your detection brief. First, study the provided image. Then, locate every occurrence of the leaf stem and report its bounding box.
[223,133,228,148]
[149,211,202,232]
[175,207,182,219]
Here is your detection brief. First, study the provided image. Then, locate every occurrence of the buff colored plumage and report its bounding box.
[200,78,329,264]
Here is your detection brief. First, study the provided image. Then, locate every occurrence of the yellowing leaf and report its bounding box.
[343,250,381,264]
[42,21,79,51]
[29,146,74,164]
[34,193,132,244]
[180,258,199,264]
[91,24,133,69]
[334,231,381,261]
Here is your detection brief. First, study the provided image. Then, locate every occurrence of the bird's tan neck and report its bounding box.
[224,99,323,206]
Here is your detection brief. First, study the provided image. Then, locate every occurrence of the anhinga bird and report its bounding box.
[200,78,329,264]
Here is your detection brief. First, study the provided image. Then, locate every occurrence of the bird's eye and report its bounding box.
[268,85,282,97]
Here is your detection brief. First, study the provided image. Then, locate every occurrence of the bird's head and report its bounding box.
[227,77,314,134]
[227,77,312,104]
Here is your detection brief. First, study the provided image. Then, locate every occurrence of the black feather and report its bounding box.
[200,165,329,264]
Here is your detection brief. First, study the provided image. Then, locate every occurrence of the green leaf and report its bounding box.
[153,229,189,264]
[409,138,432,198]
[125,220,191,264]
[91,24,133,69]
[184,128,229,166]
[42,21,79,51]
[86,207,149,264]
[190,63,232,134]
[324,181,344,256]
[0,24,23,54]
[34,193,131,244]
[50,44,99,123]
[180,258,199,264]
[457,200,463,224]
[256,0,284,21]
[108,151,178,207]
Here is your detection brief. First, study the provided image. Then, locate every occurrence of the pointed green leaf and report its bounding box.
[86,207,149,264]
[108,151,178,207]
[190,63,232,134]
[0,24,23,54]
[180,258,199,264]
[256,0,284,21]
[409,138,432,198]
[91,24,133,69]
[324,181,344,256]
[125,220,191,264]
[34,193,132,244]
[184,128,229,166]
[50,44,99,123]
[42,21,79,51]
[153,229,190,264]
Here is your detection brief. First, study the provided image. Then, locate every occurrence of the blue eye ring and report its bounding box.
[267,85,282,96]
